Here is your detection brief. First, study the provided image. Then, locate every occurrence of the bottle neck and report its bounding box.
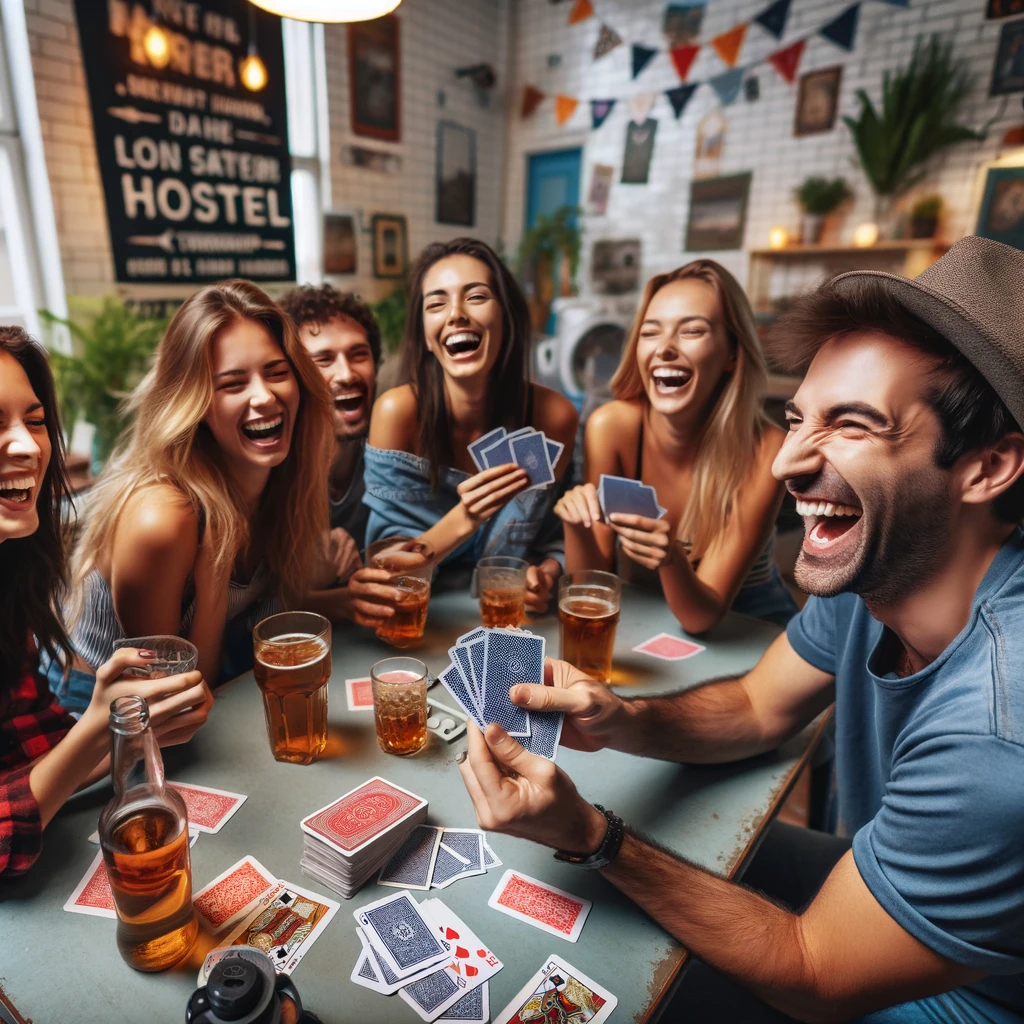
[109,696,165,799]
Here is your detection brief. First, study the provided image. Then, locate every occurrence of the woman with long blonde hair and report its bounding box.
[52,280,333,711]
[554,260,797,631]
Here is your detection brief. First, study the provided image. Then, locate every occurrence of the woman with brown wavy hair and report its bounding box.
[52,280,333,710]
[554,260,797,631]
[0,327,208,878]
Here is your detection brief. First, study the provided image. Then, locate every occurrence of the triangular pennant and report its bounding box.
[875,0,909,5]
[521,85,545,119]
[628,92,656,124]
[768,39,806,84]
[820,3,860,51]
[670,44,700,82]
[555,95,579,126]
[632,44,658,79]
[665,83,698,119]
[593,23,623,60]
[753,0,791,40]
[568,0,594,25]
[710,68,745,106]
[590,98,616,128]
[711,24,748,68]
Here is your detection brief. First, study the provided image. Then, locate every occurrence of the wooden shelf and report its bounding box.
[749,239,949,258]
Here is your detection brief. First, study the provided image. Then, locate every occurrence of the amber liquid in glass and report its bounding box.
[559,595,620,684]
[373,670,427,756]
[102,805,197,972]
[254,633,330,764]
[480,587,525,628]
[376,587,429,647]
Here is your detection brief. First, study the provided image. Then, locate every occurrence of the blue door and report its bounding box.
[525,148,582,333]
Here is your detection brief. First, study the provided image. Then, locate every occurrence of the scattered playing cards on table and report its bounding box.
[167,781,247,834]
[598,473,667,520]
[494,953,616,1024]
[438,626,564,761]
[633,632,706,661]
[469,426,564,489]
[64,851,116,919]
[193,854,279,934]
[488,869,592,943]
[300,776,428,898]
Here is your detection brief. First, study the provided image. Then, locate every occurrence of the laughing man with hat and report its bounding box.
[459,236,1024,1022]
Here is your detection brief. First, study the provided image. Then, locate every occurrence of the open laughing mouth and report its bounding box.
[795,498,864,551]
[240,415,284,448]
[443,331,482,358]
[334,389,367,417]
[0,474,37,509]
[651,366,693,395]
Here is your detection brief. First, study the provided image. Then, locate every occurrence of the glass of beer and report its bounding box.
[366,535,434,581]
[371,657,428,756]
[253,611,331,765]
[375,575,431,648]
[558,570,621,684]
[477,556,528,628]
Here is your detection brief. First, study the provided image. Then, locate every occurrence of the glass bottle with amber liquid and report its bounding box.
[98,695,198,971]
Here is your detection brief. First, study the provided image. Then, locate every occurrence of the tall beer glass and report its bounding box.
[477,556,528,628]
[371,657,428,756]
[253,611,331,764]
[558,570,621,684]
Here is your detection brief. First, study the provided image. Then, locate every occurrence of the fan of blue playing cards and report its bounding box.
[598,473,667,521]
[438,628,563,761]
[468,427,564,490]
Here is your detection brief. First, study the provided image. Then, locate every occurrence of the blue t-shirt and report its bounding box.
[787,527,1024,1022]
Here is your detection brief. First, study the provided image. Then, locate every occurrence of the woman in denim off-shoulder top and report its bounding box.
[364,238,577,611]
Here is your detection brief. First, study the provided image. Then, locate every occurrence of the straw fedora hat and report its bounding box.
[831,235,1024,430]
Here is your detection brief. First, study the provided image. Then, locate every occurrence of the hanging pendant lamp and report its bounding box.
[247,1,402,22]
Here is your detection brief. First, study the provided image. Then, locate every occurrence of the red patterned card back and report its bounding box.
[498,874,583,936]
[303,779,423,854]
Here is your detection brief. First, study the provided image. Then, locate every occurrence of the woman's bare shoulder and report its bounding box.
[531,384,578,444]
[586,398,642,442]
[369,384,419,451]
[116,484,198,555]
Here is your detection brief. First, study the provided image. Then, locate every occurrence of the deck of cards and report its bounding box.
[598,473,667,520]
[299,777,429,899]
[351,889,502,1022]
[468,426,564,490]
[438,627,564,761]
[377,824,502,891]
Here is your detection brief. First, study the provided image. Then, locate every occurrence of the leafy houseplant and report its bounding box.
[517,206,582,333]
[794,177,852,244]
[844,35,981,230]
[369,283,408,357]
[909,195,942,239]
[42,298,167,468]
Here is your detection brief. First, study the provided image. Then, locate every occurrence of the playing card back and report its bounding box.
[482,629,544,737]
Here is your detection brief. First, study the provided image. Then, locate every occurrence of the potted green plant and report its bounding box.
[517,206,581,333]
[844,35,981,234]
[42,298,167,469]
[794,176,852,244]
[909,195,942,239]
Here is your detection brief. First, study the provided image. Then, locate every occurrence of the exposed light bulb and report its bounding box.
[240,53,268,92]
[248,0,402,21]
[768,226,789,250]
[853,222,879,248]
[143,24,171,68]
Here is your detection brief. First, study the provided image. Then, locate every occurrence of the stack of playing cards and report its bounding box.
[468,426,564,490]
[299,777,429,899]
[438,627,563,761]
[351,889,503,1022]
[598,473,667,520]
[377,824,502,891]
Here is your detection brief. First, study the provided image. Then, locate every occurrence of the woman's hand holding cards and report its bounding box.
[553,483,603,530]
[456,463,529,526]
[608,513,672,570]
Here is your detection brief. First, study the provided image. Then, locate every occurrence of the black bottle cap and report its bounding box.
[206,959,264,1021]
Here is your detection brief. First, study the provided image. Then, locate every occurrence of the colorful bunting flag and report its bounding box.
[711,24,748,67]
[876,0,909,5]
[590,98,616,128]
[665,83,698,119]
[628,92,656,124]
[768,38,806,83]
[632,44,658,79]
[555,95,579,126]
[594,23,623,59]
[670,44,700,81]
[568,0,594,25]
[521,85,545,119]
[710,68,744,106]
[753,0,791,40]
[820,4,860,51]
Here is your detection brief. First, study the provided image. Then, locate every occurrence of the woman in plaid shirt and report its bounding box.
[0,327,211,879]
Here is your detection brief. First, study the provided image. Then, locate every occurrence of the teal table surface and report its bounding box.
[0,586,823,1024]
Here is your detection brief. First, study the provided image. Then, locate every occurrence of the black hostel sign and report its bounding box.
[74,0,295,284]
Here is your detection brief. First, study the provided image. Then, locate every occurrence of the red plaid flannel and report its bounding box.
[1,638,77,878]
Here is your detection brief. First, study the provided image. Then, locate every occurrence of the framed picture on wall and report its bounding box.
[794,66,842,136]
[371,214,408,278]
[990,18,1024,95]
[684,172,752,251]
[436,121,476,226]
[323,212,358,275]
[348,15,400,141]
[975,164,1024,251]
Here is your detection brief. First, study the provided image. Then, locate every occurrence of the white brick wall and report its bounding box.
[501,0,1020,299]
